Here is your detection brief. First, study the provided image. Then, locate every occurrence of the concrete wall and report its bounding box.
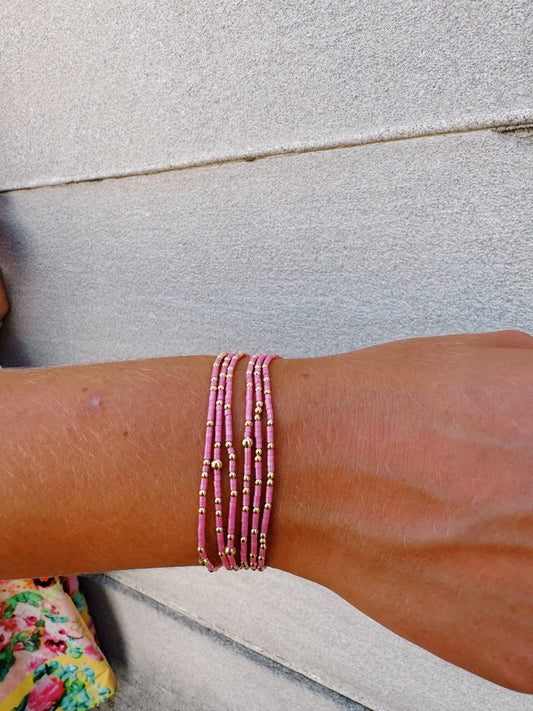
[1,2,531,709]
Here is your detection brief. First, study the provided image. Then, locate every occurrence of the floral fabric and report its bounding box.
[0,577,116,711]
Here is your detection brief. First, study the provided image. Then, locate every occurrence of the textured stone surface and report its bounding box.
[0,129,531,368]
[99,568,532,711]
[1,0,531,190]
[81,576,368,711]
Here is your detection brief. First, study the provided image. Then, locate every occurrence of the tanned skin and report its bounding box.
[0,281,531,693]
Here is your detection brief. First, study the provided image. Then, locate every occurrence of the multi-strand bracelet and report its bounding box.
[197,352,280,571]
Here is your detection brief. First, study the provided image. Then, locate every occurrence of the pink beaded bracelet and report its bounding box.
[198,351,280,572]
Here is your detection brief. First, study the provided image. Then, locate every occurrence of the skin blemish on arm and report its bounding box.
[86,395,104,411]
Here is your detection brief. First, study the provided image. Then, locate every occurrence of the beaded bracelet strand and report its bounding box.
[213,353,232,569]
[224,351,246,570]
[198,352,226,571]
[249,353,266,569]
[258,353,280,569]
[240,354,257,568]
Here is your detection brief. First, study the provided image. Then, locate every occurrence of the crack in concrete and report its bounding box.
[2,113,532,194]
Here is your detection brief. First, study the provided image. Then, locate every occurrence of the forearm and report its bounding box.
[0,356,223,576]
[0,354,314,579]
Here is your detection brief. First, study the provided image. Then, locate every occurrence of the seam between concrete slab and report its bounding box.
[1,111,532,194]
[87,573,373,711]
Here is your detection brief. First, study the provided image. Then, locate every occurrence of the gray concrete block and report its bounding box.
[1,1,531,190]
[0,129,531,368]
[81,575,368,711]
[102,568,532,711]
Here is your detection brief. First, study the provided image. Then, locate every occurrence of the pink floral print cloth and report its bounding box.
[0,577,116,710]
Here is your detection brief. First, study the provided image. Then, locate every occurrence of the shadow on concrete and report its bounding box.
[79,574,128,679]
[0,193,35,366]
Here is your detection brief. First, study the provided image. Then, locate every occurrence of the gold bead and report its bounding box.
[229,472,237,479]
[228,453,236,461]
[225,547,236,556]
[198,508,206,514]
[256,448,262,455]
[241,536,247,543]
[215,399,223,406]
[267,472,274,477]
[211,459,223,469]
[214,497,222,504]
[224,403,231,409]
[228,534,235,540]
[197,547,205,553]
[246,382,253,388]
[267,419,274,426]
[245,420,253,427]
[215,510,222,517]
[242,506,249,512]
[199,490,206,497]
[254,414,261,421]
[213,442,221,448]
[225,441,232,448]
[254,454,262,462]
[206,420,214,427]
[242,437,253,448]
[251,528,258,535]
[219,551,224,557]
[267,443,275,450]
[216,526,223,533]
[203,459,210,466]
[256,400,263,407]
[265,503,272,509]
[243,475,251,482]
[255,386,262,392]
[258,556,265,561]
[218,384,224,390]
[226,373,233,379]
[267,480,274,487]
[210,386,217,391]
[255,479,262,486]
[243,487,250,495]
[230,490,238,497]
[264,389,271,395]
[253,507,260,514]
[201,472,209,479]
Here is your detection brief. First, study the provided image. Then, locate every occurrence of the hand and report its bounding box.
[274,331,533,691]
